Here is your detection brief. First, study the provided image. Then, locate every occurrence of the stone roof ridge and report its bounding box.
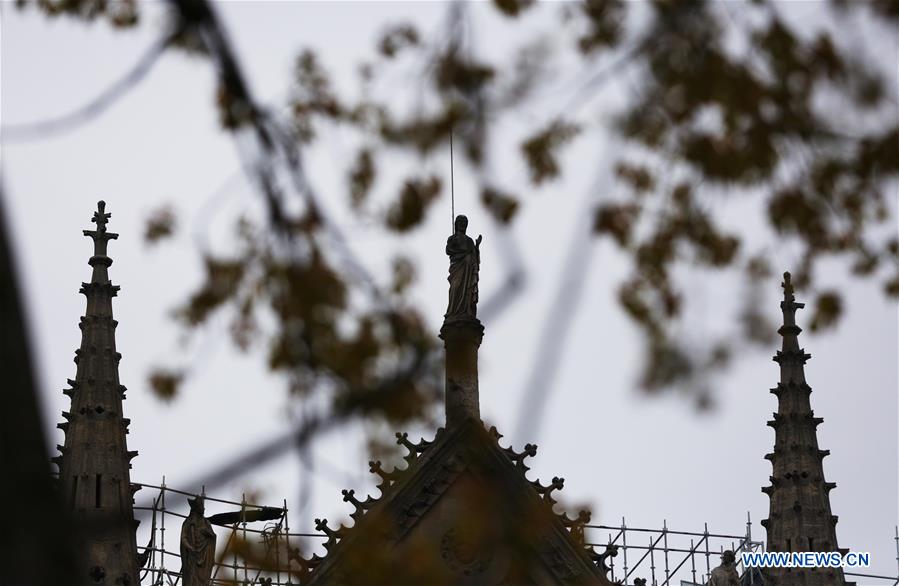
[486,424,538,474]
[486,423,611,568]
[294,426,448,578]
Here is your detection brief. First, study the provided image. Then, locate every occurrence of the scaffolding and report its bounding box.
[584,515,761,586]
[584,516,899,586]
[132,480,899,586]
[135,478,321,586]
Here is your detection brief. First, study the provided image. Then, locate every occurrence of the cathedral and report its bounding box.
[52,201,852,585]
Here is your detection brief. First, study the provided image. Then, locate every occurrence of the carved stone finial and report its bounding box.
[92,200,111,233]
[315,518,346,551]
[396,432,415,454]
[594,544,618,577]
[782,271,794,302]
[494,430,538,472]
[83,200,119,274]
[368,460,400,488]
[532,476,565,503]
[342,489,369,520]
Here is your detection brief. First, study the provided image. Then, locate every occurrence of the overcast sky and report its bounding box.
[2,1,897,581]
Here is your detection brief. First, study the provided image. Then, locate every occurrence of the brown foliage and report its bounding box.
[143,206,176,245]
[594,203,640,248]
[493,0,535,18]
[435,52,495,95]
[386,176,442,232]
[348,148,376,209]
[809,291,843,332]
[481,186,520,224]
[19,0,138,27]
[577,0,625,53]
[521,120,581,185]
[378,24,420,58]
[148,368,183,402]
[34,0,899,410]
[177,256,245,326]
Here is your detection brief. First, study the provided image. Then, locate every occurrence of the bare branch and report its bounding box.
[1,27,181,142]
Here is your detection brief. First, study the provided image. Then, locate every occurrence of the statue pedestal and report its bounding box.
[440,317,484,428]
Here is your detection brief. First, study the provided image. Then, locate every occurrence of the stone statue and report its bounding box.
[180,496,217,586]
[707,550,740,586]
[445,215,482,321]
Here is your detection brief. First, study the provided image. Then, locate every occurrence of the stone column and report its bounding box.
[440,317,484,428]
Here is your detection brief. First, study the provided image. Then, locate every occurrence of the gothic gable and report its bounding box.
[300,419,614,586]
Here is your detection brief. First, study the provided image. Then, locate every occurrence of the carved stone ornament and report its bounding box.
[440,527,493,576]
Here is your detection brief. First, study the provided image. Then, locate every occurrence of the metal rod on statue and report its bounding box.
[450,130,455,229]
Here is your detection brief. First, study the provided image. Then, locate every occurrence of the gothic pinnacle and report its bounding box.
[762,270,845,585]
[82,200,119,285]
[778,271,805,337]
[57,200,139,584]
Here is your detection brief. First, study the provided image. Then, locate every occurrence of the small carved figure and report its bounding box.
[180,496,217,586]
[445,215,482,320]
[707,550,740,586]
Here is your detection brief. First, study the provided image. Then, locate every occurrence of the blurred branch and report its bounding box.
[513,140,608,443]
[134,345,432,519]
[1,26,182,142]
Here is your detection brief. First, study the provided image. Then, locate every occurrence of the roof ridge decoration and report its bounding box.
[298,420,615,585]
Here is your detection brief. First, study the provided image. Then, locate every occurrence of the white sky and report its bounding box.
[2,1,897,581]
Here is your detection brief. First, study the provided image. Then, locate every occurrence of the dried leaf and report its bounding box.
[492,0,535,17]
[885,274,899,297]
[594,202,640,247]
[144,206,176,245]
[378,24,419,58]
[435,52,495,94]
[391,256,416,294]
[177,256,245,326]
[578,0,625,53]
[521,120,581,185]
[348,148,376,209]
[148,368,183,402]
[385,176,442,232]
[808,290,842,331]
[481,186,520,224]
[614,162,655,193]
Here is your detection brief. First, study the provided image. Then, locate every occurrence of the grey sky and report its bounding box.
[2,0,897,580]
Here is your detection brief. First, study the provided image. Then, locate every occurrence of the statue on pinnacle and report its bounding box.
[445,214,482,322]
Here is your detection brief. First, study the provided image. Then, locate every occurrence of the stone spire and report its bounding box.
[760,272,845,586]
[440,214,484,427]
[55,201,140,585]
